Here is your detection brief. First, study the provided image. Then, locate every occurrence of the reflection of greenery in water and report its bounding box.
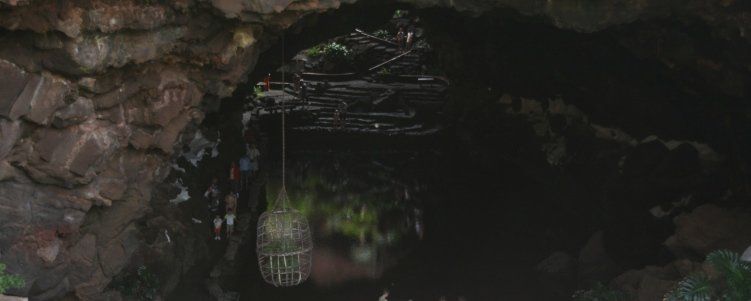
[266,153,419,248]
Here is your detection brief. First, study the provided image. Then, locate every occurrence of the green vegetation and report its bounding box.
[253,85,264,98]
[262,239,300,254]
[377,67,391,76]
[112,266,160,301]
[372,29,390,39]
[305,42,353,59]
[393,9,408,19]
[305,44,324,57]
[0,262,24,294]
[264,168,404,245]
[665,250,751,301]
[322,42,352,59]
[572,283,628,301]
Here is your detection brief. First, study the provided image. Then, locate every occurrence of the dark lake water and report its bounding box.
[231,130,570,301]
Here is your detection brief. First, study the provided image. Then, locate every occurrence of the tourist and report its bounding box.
[293,74,301,91]
[406,29,415,49]
[396,26,406,51]
[333,108,342,128]
[229,162,241,193]
[213,215,223,240]
[378,290,389,301]
[204,177,221,214]
[225,191,238,214]
[264,73,271,91]
[299,78,308,102]
[248,144,261,176]
[239,154,252,190]
[339,101,347,124]
[225,210,237,237]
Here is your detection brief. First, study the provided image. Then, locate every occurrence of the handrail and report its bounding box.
[300,72,359,81]
[256,81,294,89]
[394,75,451,86]
[367,49,414,72]
[354,28,399,47]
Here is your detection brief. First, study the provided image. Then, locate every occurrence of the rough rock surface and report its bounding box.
[665,204,751,257]
[612,259,700,301]
[578,231,622,285]
[0,0,749,300]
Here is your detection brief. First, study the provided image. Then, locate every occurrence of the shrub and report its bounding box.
[322,42,351,59]
[254,85,264,98]
[305,44,324,57]
[372,29,390,39]
[0,262,25,294]
[393,9,408,19]
[113,266,160,301]
[664,250,751,301]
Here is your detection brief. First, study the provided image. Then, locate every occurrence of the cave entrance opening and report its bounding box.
[168,2,749,301]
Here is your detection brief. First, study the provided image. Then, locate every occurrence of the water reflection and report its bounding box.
[268,152,424,286]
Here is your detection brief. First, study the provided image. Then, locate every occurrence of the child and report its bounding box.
[225,210,237,237]
[213,215,223,240]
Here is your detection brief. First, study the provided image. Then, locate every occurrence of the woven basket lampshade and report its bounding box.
[256,190,313,287]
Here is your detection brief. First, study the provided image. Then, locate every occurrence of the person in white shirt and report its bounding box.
[225,211,237,237]
[378,290,389,301]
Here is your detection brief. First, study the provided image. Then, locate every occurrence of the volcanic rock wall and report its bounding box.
[0,1,354,300]
[0,0,749,300]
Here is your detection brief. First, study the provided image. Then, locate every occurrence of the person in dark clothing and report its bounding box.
[264,73,271,91]
[396,26,406,51]
[299,79,308,102]
[338,101,347,126]
[205,177,221,217]
[229,162,241,193]
[333,109,342,128]
[239,154,252,190]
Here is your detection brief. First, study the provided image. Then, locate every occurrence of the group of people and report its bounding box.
[395,25,416,52]
[204,127,262,241]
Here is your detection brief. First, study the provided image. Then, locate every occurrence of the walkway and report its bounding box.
[252,27,448,136]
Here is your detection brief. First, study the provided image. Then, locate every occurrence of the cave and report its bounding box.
[1,1,750,301]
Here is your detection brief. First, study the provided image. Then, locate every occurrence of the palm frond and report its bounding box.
[672,274,713,301]
[707,250,741,276]
[707,250,751,301]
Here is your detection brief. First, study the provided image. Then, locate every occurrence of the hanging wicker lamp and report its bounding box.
[256,32,313,287]
[256,188,313,287]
